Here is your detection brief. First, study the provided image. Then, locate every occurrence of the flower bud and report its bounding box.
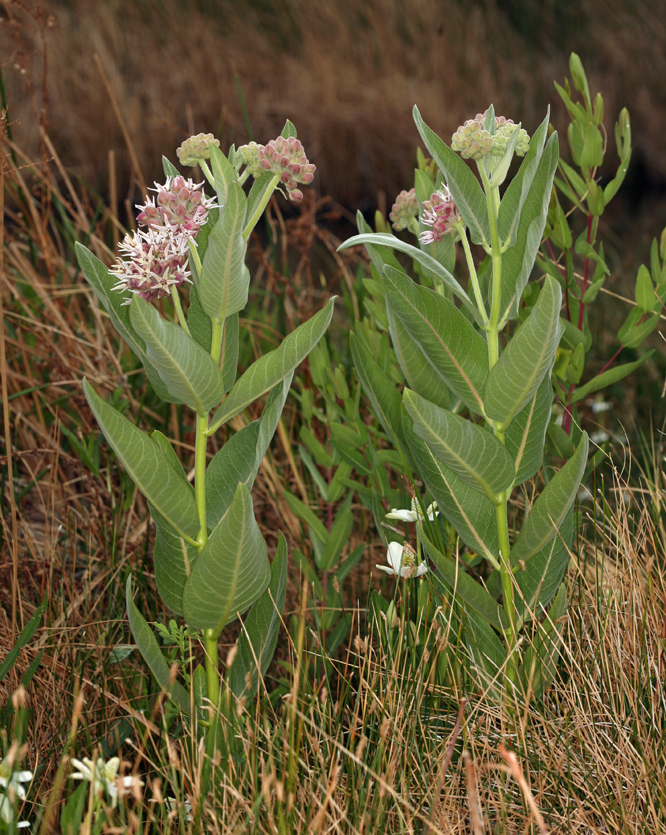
[237,141,264,178]
[389,188,419,231]
[419,187,461,244]
[176,133,220,167]
[451,119,493,160]
[257,135,316,202]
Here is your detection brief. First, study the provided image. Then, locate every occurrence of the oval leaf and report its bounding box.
[209,298,334,433]
[505,376,552,485]
[83,379,199,539]
[129,296,225,413]
[484,276,563,428]
[183,483,270,632]
[404,389,515,501]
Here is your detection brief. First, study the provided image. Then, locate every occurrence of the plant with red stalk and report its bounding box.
[536,54,663,462]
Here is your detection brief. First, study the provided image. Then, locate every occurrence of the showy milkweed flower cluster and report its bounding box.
[111,177,216,303]
[451,110,530,160]
[419,187,461,244]
[241,136,315,202]
[389,188,419,231]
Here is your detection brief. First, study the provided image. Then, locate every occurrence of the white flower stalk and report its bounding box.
[376,541,428,578]
[0,760,32,828]
[386,497,438,523]
[70,756,143,808]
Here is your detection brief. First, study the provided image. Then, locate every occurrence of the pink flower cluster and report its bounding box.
[389,188,419,231]
[419,187,461,244]
[112,177,216,303]
[256,136,315,202]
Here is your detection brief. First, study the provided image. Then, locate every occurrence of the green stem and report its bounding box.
[211,317,224,366]
[188,239,202,275]
[457,222,488,324]
[195,412,209,552]
[170,286,190,335]
[242,173,280,240]
[200,159,215,188]
[238,168,251,186]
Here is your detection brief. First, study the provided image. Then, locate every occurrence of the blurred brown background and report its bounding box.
[2,0,665,227]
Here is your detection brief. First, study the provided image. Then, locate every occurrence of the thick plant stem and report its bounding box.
[195,412,209,552]
[483,177,519,688]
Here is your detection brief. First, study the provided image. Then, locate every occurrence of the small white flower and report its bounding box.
[386,498,438,523]
[376,541,428,578]
[70,756,143,808]
[588,398,612,414]
[0,760,32,828]
[591,430,610,445]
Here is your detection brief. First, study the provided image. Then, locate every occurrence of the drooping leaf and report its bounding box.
[338,232,475,315]
[511,432,588,566]
[484,276,563,428]
[403,407,499,565]
[199,181,249,322]
[570,353,653,403]
[129,296,225,413]
[126,577,190,713]
[83,379,199,539]
[209,298,335,433]
[412,106,491,247]
[505,377,552,485]
[418,527,508,631]
[383,266,488,415]
[404,389,514,501]
[227,533,288,698]
[387,297,451,410]
[499,133,559,321]
[183,483,270,632]
[75,243,175,402]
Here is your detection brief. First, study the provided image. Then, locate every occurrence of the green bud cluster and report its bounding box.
[492,123,530,157]
[176,133,221,167]
[451,119,494,160]
[237,141,264,178]
[389,188,419,231]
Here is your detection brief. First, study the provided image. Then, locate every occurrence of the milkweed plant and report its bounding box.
[340,103,590,699]
[75,121,333,759]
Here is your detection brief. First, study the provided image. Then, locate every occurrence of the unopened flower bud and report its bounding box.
[237,141,264,178]
[389,188,419,231]
[492,123,530,157]
[419,187,461,244]
[257,135,316,202]
[451,119,493,160]
[176,133,220,167]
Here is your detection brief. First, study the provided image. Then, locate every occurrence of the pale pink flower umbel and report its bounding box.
[389,188,419,231]
[419,187,461,244]
[257,136,315,202]
[110,227,191,304]
[136,177,217,240]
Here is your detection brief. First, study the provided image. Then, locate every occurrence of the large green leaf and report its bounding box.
[227,533,288,698]
[183,483,270,632]
[254,372,293,472]
[208,144,237,207]
[383,266,488,415]
[497,109,550,249]
[569,352,653,403]
[151,507,196,616]
[199,181,249,322]
[403,407,499,565]
[515,508,573,625]
[518,583,567,700]
[187,285,213,353]
[484,277,563,428]
[83,379,199,539]
[126,577,190,713]
[75,242,174,402]
[386,302,451,410]
[499,132,559,322]
[404,389,515,501]
[338,232,475,315]
[418,527,508,631]
[505,377,552,486]
[511,432,588,566]
[209,298,334,433]
[350,331,413,469]
[412,106,491,247]
[220,312,240,393]
[129,296,225,413]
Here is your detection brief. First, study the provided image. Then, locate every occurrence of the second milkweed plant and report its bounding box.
[76,121,333,752]
[340,104,591,699]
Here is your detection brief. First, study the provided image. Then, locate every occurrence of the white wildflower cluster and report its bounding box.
[0,759,32,828]
[70,756,143,808]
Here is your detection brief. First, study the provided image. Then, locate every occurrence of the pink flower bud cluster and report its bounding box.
[136,177,217,238]
[452,111,530,160]
[177,133,220,167]
[389,188,419,231]
[419,187,461,244]
[110,227,191,304]
[257,136,315,202]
